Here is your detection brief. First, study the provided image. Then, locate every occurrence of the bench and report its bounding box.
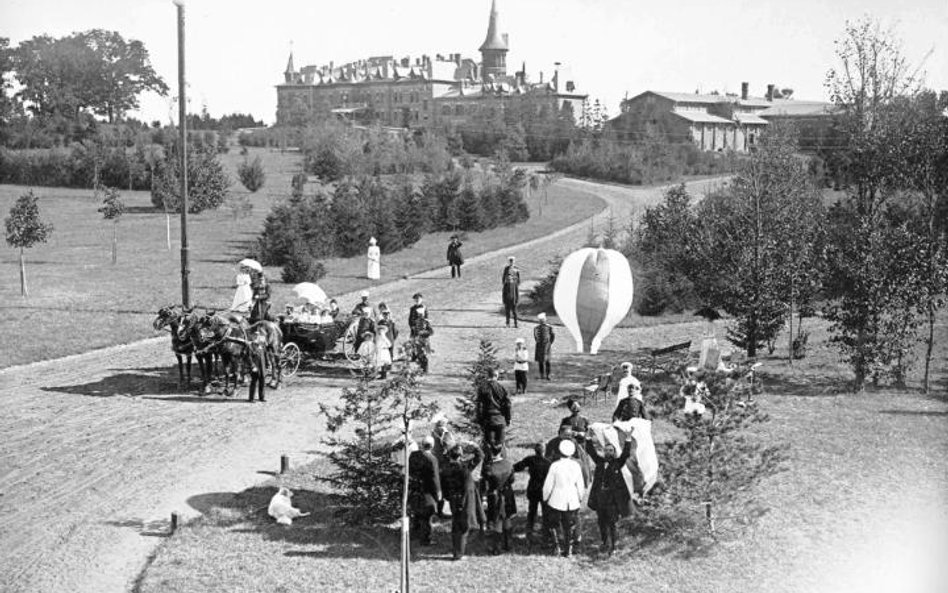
[648,340,692,376]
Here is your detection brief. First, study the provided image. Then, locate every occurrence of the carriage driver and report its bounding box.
[250,269,271,323]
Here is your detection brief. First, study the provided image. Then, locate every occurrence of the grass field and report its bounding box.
[135,313,948,593]
[0,147,605,367]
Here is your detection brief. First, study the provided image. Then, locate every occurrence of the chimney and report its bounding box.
[766,84,775,101]
[539,71,544,84]
[741,82,749,100]
[454,53,461,66]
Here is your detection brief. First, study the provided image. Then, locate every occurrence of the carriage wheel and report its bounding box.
[342,321,361,362]
[280,342,301,378]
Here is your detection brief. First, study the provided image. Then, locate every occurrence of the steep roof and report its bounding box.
[479,0,508,52]
[285,52,295,74]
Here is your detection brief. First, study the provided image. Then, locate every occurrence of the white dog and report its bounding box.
[267,487,309,526]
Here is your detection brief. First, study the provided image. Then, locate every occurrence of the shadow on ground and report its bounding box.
[41,366,181,398]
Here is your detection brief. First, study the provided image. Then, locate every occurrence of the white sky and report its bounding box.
[2,0,946,125]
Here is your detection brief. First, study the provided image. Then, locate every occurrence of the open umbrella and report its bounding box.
[239,258,263,273]
[694,306,721,321]
[292,282,327,304]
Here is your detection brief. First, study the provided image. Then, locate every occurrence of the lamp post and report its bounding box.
[174,0,190,308]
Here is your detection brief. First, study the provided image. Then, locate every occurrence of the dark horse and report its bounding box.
[192,312,254,397]
[154,305,207,390]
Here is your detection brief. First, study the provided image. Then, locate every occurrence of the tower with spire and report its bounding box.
[284,51,296,84]
[479,0,508,79]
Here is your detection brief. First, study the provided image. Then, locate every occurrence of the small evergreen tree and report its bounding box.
[150,143,230,213]
[456,182,483,231]
[97,186,125,264]
[640,363,788,549]
[453,338,500,440]
[5,189,53,296]
[237,155,266,192]
[319,364,437,525]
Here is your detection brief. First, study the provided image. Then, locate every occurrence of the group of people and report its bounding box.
[231,264,272,324]
[406,361,652,560]
[351,291,434,377]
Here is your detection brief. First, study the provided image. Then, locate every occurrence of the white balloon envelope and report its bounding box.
[552,247,634,354]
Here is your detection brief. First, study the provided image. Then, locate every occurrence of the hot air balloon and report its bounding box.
[552,247,634,354]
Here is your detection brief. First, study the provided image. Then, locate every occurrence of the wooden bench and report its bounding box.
[649,340,692,376]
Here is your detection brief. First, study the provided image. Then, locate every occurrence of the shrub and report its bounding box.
[150,144,230,213]
[280,247,326,283]
[453,338,500,440]
[237,155,266,192]
[526,256,563,315]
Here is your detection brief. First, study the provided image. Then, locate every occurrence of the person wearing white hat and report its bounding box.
[614,362,642,408]
[230,263,253,313]
[533,313,555,380]
[351,290,374,318]
[501,256,521,328]
[366,237,381,280]
[513,337,530,394]
[542,439,586,557]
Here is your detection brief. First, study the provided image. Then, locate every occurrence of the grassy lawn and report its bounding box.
[135,316,948,593]
[0,147,605,367]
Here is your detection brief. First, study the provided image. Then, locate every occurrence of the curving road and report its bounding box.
[0,177,725,593]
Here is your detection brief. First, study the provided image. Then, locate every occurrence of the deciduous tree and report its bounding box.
[5,189,53,296]
[98,186,125,264]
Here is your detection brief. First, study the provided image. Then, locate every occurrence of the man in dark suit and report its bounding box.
[408,293,428,338]
[501,256,520,328]
[533,312,555,380]
[513,443,551,534]
[447,236,464,279]
[441,443,484,560]
[613,384,651,421]
[476,368,511,448]
[408,437,442,545]
[250,270,270,323]
[482,443,516,554]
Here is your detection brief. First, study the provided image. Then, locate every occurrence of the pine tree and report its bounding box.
[319,364,438,525]
[456,181,483,231]
[453,339,500,440]
[639,362,788,549]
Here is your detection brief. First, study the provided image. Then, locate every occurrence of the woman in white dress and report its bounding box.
[231,265,252,313]
[367,237,381,280]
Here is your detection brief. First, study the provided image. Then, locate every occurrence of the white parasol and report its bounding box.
[239,258,263,272]
[292,282,328,304]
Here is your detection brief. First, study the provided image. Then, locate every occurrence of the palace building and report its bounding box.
[275,0,587,128]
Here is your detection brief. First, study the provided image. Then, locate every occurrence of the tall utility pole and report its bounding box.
[174,0,190,308]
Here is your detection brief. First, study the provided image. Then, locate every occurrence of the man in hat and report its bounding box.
[447,235,464,279]
[542,439,586,557]
[352,290,373,318]
[476,368,511,448]
[441,442,484,560]
[615,362,641,408]
[376,303,398,361]
[482,442,516,554]
[501,256,521,328]
[560,401,590,446]
[614,382,650,422]
[408,293,428,338]
[249,269,271,323]
[430,413,456,517]
[534,313,555,380]
[408,436,442,545]
[353,306,376,353]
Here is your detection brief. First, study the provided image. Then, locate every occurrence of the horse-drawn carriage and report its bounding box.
[277,314,361,378]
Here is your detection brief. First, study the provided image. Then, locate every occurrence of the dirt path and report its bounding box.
[0,178,721,593]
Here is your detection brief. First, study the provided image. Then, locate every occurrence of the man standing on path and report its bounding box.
[408,437,442,546]
[513,443,551,535]
[534,313,555,380]
[447,235,464,279]
[502,256,521,328]
[476,368,511,448]
[408,293,428,338]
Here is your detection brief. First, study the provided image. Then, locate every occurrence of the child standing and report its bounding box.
[513,337,529,394]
